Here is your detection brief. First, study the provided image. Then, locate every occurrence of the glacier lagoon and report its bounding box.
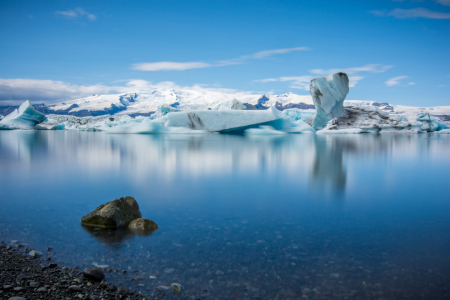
[0,131,449,299]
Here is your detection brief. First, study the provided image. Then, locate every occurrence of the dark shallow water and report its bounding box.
[0,131,449,299]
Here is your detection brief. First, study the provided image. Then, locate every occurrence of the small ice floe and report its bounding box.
[92,262,109,268]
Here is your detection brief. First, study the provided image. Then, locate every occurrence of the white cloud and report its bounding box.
[0,78,263,104]
[385,76,408,86]
[0,79,116,103]
[408,82,417,85]
[279,76,314,90]
[371,8,450,19]
[55,8,97,21]
[133,46,310,71]
[392,0,450,6]
[348,76,365,87]
[256,64,391,90]
[435,0,450,6]
[248,47,310,59]
[132,62,211,71]
[369,10,386,16]
[310,64,393,76]
[253,78,279,83]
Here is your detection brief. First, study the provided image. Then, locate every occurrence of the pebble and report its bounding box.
[68,285,82,292]
[82,268,105,281]
[28,250,43,258]
[171,283,183,293]
[16,274,29,281]
[0,244,153,300]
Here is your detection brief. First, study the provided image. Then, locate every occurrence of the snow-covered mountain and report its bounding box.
[1,88,449,121]
[41,89,314,117]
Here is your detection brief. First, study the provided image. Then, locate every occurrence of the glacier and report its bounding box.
[0,100,46,130]
[310,72,349,130]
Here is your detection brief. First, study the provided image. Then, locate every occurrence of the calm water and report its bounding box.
[0,131,449,299]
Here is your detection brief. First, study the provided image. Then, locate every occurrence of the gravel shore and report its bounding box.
[0,241,171,300]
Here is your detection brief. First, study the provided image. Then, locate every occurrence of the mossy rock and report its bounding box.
[81,197,142,228]
[128,218,158,235]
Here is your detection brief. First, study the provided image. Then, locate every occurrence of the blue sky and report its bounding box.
[0,0,449,106]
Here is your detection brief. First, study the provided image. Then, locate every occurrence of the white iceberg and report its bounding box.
[435,129,450,134]
[0,100,46,130]
[282,108,316,121]
[316,128,363,134]
[212,98,247,110]
[311,105,415,133]
[310,73,349,130]
[245,125,287,135]
[35,119,65,130]
[149,104,177,120]
[416,112,449,132]
[164,106,281,132]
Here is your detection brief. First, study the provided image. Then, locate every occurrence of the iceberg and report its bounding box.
[164,106,282,132]
[0,100,46,130]
[416,112,449,132]
[245,126,287,135]
[282,108,316,121]
[35,119,65,130]
[435,129,450,134]
[212,98,247,110]
[310,72,349,130]
[149,104,177,120]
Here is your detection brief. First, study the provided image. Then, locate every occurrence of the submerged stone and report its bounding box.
[81,196,142,228]
[171,283,183,293]
[128,218,158,234]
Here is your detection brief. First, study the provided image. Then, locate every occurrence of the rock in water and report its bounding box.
[82,268,105,281]
[310,72,349,130]
[81,197,142,228]
[28,250,43,258]
[128,218,158,234]
[171,283,183,293]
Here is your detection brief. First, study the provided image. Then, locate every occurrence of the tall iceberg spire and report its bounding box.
[310,72,349,130]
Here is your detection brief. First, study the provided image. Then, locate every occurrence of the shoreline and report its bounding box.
[0,240,172,300]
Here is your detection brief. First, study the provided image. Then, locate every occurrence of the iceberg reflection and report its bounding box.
[0,131,449,197]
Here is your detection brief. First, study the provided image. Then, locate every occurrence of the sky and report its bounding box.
[0,0,449,106]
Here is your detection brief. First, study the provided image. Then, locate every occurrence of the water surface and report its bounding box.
[0,131,449,299]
